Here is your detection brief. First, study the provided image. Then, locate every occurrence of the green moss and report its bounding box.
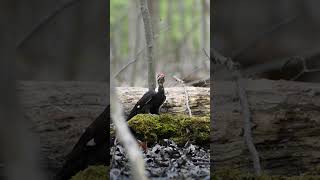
[70,165,108,180]
[127,113,210,146]
[212,168,320,180]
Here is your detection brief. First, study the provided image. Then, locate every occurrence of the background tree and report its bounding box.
[111,0,210,87]
[139,0,156,90]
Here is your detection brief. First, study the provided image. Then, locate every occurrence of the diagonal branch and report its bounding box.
[113,25,169,80]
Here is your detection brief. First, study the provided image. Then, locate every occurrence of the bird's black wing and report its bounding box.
[126,90,156,121]
[55,105,110,180]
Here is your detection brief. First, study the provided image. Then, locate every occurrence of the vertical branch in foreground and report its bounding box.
[209,49,262,175]
[173,76,192,117]
[110,84,147,180]
[139,0,156,90]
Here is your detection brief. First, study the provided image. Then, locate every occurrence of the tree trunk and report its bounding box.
[139,0,156,90]
[200,0,209,71]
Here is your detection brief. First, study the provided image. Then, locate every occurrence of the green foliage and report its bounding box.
[212,168,320,180]
[127,113,210,146]
[70,165,108,180]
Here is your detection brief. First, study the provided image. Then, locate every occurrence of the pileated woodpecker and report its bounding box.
[127,73,166,121]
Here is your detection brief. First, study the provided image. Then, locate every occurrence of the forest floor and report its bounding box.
[110,139,210,179]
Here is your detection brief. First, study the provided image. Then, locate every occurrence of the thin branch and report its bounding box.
[16,0,83,48]
[113,25,169,80]
[113,48,145,79]
[173,76,192,117]
[208,48,262,175]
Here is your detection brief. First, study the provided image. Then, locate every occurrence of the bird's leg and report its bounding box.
[137,139,148,153]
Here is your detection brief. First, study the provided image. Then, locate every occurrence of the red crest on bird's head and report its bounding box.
[157,72,165,80]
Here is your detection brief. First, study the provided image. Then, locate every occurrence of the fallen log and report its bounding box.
[16,82,209,177]
[212,79,320,175]
[117,86,210,116]
[17,81,108,178]
[15,80,320,176]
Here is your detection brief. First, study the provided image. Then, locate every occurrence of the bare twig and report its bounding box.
[173,76,192,117]
[208,48,262,175]
[110,83,147,180]
[113,26,169,79]
[17,0,83,48]
[113,48,145,79]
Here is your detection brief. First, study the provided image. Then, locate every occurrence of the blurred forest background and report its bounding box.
[110,0,210,87]
[213,0,320,82]
[16,0,107,81]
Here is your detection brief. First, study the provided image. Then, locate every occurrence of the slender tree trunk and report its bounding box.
[148,0,159,74]
[139,0,156,90]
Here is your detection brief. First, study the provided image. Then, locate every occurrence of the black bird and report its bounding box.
[55,105,110,180]
[127,73,166,121]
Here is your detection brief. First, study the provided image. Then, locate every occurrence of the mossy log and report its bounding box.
[70,165,107,180]
[212,79,320,176]
[127,114,210,146]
